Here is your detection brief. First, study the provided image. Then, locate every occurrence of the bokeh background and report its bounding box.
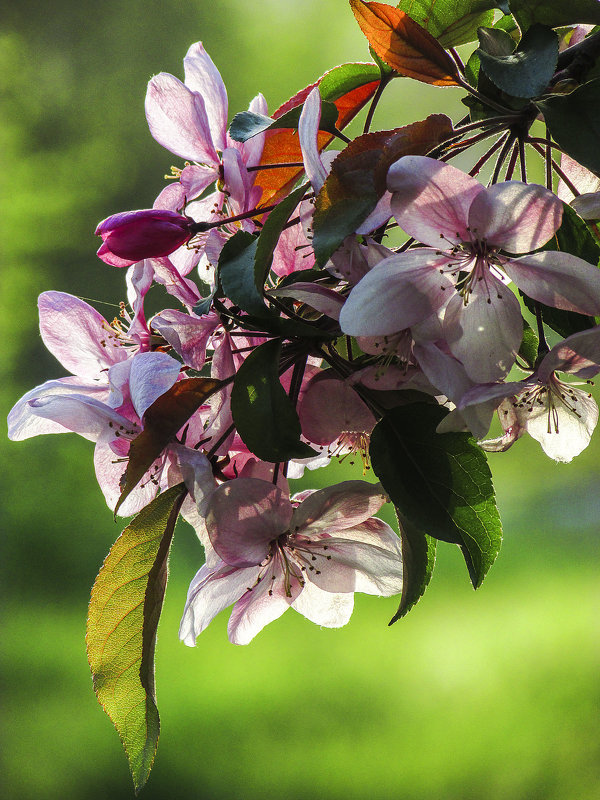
[2,2,599,798]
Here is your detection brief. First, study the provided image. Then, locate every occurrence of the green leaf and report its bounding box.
[537,79,600,176]
[317,62,383,102]
[229,101,340,142]
[369,404,502,588]
[508,0,600,31]
[389,509,436,623]
[518,318,539,368]
[396,0,497,47]
[520,203,599,338]
[230,339,316,461]
[255,184,309,285]
[478,23,558,98]
[87,484,187,794]
[218,231,265,317]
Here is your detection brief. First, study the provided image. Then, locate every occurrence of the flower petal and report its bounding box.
[468,182,562,252]
[443,276,523,382]
[504,251,600,316]
[291,480,387,536]
[183,42,228,152]
[38,292,127,377]
[129,352,182,419]
[519,384,598,462]
[291,581,354,627]
[339,249,454,336]
[298,87,328,193]
[179,561,261,645]
[227,569,295,645]
[388,156,484,247]
[207,478,293,567]
[145,72,218,163]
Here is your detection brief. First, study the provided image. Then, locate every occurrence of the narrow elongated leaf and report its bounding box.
[87,483,187,793]
[509,0,600,31]
[229,101,339,143]
[537,79,600,177]
[370,404,502,588]
[116,378,221,515]
[396,0,497,47]
[478,23,558,98]
[255,183,309,285]
[312,114,453,264]
[388,509,436,624]
[349,0,460,85]
[230,339,316,461]
[254,64,380,206]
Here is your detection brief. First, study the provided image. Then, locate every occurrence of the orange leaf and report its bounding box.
[115,377,221,515]
[254,68,380,206]
[349,0,460,86]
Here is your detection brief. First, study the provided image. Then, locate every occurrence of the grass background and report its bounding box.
[1,2,599,798]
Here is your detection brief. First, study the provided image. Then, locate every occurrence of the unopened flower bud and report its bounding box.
[95,208,194,267]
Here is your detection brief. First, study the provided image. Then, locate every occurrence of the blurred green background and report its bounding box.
[1,2,599,798]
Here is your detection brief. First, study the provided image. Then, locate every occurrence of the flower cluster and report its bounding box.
[10,32,600,651]
[10,5,600,785]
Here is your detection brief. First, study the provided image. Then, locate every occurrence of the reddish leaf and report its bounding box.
[254,65,381,206]
[312,114,454,263]
[115,377,221,515]
[349,0,460,86]
[87,483,187,793]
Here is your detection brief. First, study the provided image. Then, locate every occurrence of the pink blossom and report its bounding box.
[459,326,600,461]
[340,157,600,383]
[95,209,194,267]
[179,479,403,645]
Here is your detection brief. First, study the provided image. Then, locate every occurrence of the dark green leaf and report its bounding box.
[370,404,502,588]
[229,101,340,142]
[255,184,309,285]
[87,484,187,794]
[508,0,600,31]
[478,23,558,98]
[218,231,266,317]
[231,339,316,461]
[537,79,600,176]
[477,26,517,57]
[396,0,497,47]
[389,509,436,623]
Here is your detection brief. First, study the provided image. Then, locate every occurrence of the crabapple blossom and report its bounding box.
[95,209,195,267]
[459,326,600,461]
[340,156,600,383]
[179,478,403,645]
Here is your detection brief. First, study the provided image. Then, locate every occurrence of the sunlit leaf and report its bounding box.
[254,63,381,206]
[370,404,502,588]
[312,114,453,264]
[230,339,316,461]
[349,0,460,85]
[87,483,187,793]
[478,23,558,98]
[115,378,222,515]
[396,0,497,47]
[518,318,539,368]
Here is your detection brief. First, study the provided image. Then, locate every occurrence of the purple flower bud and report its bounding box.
[95,209,194,267]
